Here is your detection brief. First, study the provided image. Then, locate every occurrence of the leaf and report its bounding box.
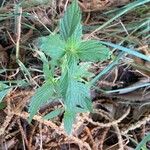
[74,62,94,80]
[0,83,11,102]
[63,109,76,134]
[28,82,56,122]
[0,102,6,110]
[63,104,91,134]
[59,71,69,99]
[78,40,110,62]
[36,50,52,80]
[59,55,78,99]
[75,106,89,113]
[60,0,82,41]
[44,108,64,120]
[60,56,92,111]
[38,34,65,60]
[65,79,92,111]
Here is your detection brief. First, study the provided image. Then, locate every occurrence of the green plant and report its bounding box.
[0,82,11,103]
[0,82,11,110]
[135,133,150,150]
[28,0,110,134]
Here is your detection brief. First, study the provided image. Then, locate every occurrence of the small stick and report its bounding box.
[14,2,22,60]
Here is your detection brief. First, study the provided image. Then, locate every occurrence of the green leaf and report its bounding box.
[60,0,82,41]
[0,102,6,110]
[36,50,52,80]
[28,82,56,122]
[59,55,78,99]
[59,71,69,99]
[63,104,91,134]
[0,83,11,102]
[38,34,65,60]
[44,108,64,120]
[63,109,76,134]
[60,56,92,111]
[78,40,110,62]
[74,62,94,80]
[75,106,89,113]
[65,79,92,111]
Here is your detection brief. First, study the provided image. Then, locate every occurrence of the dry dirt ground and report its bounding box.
[0,0,150,150]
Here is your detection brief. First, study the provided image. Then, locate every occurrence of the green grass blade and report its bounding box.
[90,52,125,85]
[105,83,150,94]
[17,59,31,82]
[90,0,150,35]
[100,41,150,62]
[0,83,11,102]
[135,133,150,150]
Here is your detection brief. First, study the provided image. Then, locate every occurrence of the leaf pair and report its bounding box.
[39,35,110,64]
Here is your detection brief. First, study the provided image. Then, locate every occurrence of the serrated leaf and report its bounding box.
[44,108,64,120]
[78,40,110,62]
[36,50,52,80]
[0,83,11,102]
[63,109,76,134]
[28,82,56,122]
[59,55,78,99]
[74,62,94,79]
[60,56,92,111]
[74,106,89,113]
[38,34,65,60]
[65,79,91,111]
[60,0,82,41]
[59,71,69,99]
[71,23,82,41]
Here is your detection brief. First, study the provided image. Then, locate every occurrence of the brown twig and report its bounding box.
[17,118,30,149]
[121,113,150,134]
[98,127,110,150]
[113,125,124,150]
[12,111,92,150]
[85,107,130,128]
